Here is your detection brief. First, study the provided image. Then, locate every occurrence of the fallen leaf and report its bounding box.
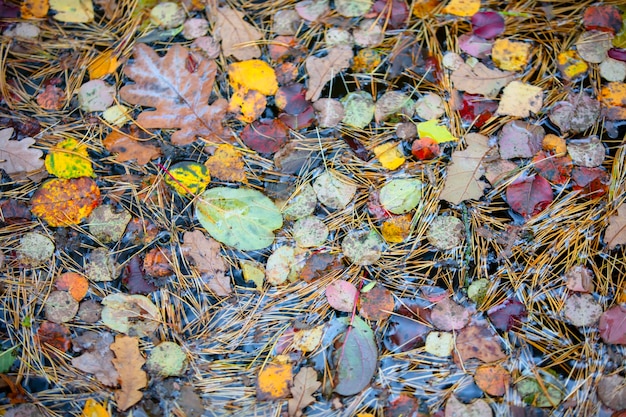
[454,323,506,364]
[143,247,173,278]
[111,335,147,411]
[557,50,588,80]
[597,374,626,410]
[384,304,430,352]
[36,85,65,110]
[583,4,623,34]
[30,178,101,227]
[516,374,564,407]
[37,321,71,353]
[496,81,543,118]
[55,272,88,301]
[102,104,131,126]
[257,360,293,400]
[145,341,188,377]
[506,174,553,218]
[563,293,603,327]
[604,205,626,249]
[487,298,528,330]
[600,57,626,82]
[120,44,228,145]
[374,91,412,123]
[471,10,505,39]
[205,144,247,183]
[564,265,595,293]
[567,137,606,168]
[266,245,298,285]
[445,395,492,417]
[163,161,210,196]
[576,30,613,64]
[532,151,572,185]
[417,119,458,143]
[313,98,345,128]
[414,92,445,120]
[293,216,329,247]
[182,230,229,290]
[292,326,324,353]
[381,213,412,243]
[549,93,601,133]
[288,367,321,417]
[101,293,161,337]
[88,49,120,79]
[571,166,609,198]
[300,252,342,283]
[542,133,567,156]
[305,45,354,101]
[182,17,209,40]
[103,131,162,165]
[498,120,545,159]
[333,315,377,396]
[282,183,318,220]
[49,0,93,22]
[0,128,44,178]
[599,82,626,120]
[443,0,479,16]
[379,178,422,214]
[326,280,358,312]
[296,0,329,21]
[439,133,491,204]
[45,290,79,323]
[598,304,626,344]
[386,394,420,417]
[241,118,289,154]
[228,59,278,96]
[17,231,54,267]
[428,215,465,250]
[474,364,510,396]
[372,0,409,30]
[195,187,283,251]
[342,91,375,129]
[458,33,493,58]
[87,204,132,244]
[430,298,470,330]
[492,39,532,71]
[450,62,514,98]
[71,331,119,387]
[458,93,498,128]
[149,2,184,28]
[82,399,110,417]
[45,137,94,179]
[21,0,49,19]
[425,331,454,357]
[78,80,115,112]
[85,247,117,282]
[313,171,357,210]
[214,7,263,60]
[342,229,384,265]
[373,141,406,170]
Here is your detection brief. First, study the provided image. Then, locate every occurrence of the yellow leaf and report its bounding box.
[205,144,247,183]
[45,138,94,179]
[21,0,49,19]
[82,399,109,417]
[228,60,278,96]
[49,0,94,23]
[557,51,588,80]
[444,0,480,17]
[373,142,405,170]
[542,134,567,156]
[229,89,267,123]
[381,214,413,243]
[412,0,440,18]
[492,39,531,72]
[89,50,120,80]
[417,119,458,144]
[256,361,293,400]
[352,49,382,73]
[163,161,211,196]
[600,82,626,107]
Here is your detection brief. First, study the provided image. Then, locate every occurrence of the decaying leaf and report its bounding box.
[17,231,54,267]
[45,137,94,179]
[342,229,384,266]
[103,131,162,165]
[288,367,321,417]
[454,323,506,364]
[256,360,293,400]
[292,326,324,353]
[31,178,101,227]
[49,0,94,23]
[266,245,298,285]
[111,335,147,411]
[443,0,480,16]
[213,7,263,60]
[120,44,228,145]
[597,374,626,410]
[313,171,357,210]
[492,39,531,71]
[430,297,470,330]
[45,290,79,323]
[101,293,161,337]
[326,279,358,312]
[450,62,514,98]
[425,331,454,357]
[445,395,493,417]
[204,144,247,183]
[71,331,119,387]
[373,141,406,170]
[86,204,131,244]
[145,341,188,377]
[604,204,626,249]
[305,46,354,101]
[359,285,394,321]
[427,215,465,250]
[182,230,229,291]
[163,161,211,196]
[496,81,543,118]
[440,133,490,204]
[474,364,510,396]
[379,178,422,214]
[0,128,44,178]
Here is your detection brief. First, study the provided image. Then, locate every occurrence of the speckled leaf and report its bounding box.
[31,178,101,227]
[379,178,422,214]
[342,229,384,265]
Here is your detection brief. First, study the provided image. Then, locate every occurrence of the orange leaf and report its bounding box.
[21,0,49,19]
[89,50,120,80]
[444,0,480,17]
[474,364,510,396]
[30,178,101,227]
[205,144,247,183]
[55,272,88,301]
[103,131,162,165]
[256,361,293,400]
[82,399,110,417]
[111,335,147,411]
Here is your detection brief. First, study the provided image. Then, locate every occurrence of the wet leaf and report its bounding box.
[0,347,16,374]
[342,91,375,129]
[240,259,265,290]
[288,367,320,417]
[430,298,470,330]
[425,331,454,357]
[564,265,594,293]
[506,175,553,218]
[300,252,342,283]
[282,183,318,220]
[374,91,412,123]
[458,33,493,58]
[454,324,506,363]
[55,272,88,302]
[182,230,228,288]
[443,0,480,17]
[450,62,514,98]
[373,141,406,170]
[195,187,283,251]
[49,0,93,22]
[111,335,147,411]
[163,161,210,196]
[557,50,588,79]
[335,0,372,17]
[149,2,184,28]
[385,304,430,352]
[487,298,527,331]
[87,204,132,244]
[359,285,394,321]
[37,321,71,353]
[496,81,543,118]
[313,98,345,128]
[21,0,49,18]
[532,151,572,185]
[542,133,567,156]
[379,178,422,214]
[36,85,65,110]
[549,93,601,133]
[563,293,602,327]
[342,229,384,265]
[275,84,309,115]
[296,0,329,21]
[498,120,545,160]
[600,57,626,82]
[71,331,118,387]
[266,245,297,285]
[471,11,505,39]
[326,280,358,312]
[597,374,626,410]
[103,131,162,165]
[78,80,115,112]
[414,92,445,120]
[45,137,94,179]
[604,205,626,249]
[257,360,293,400]
[333,315,377,396]
[313,171,357,210]
[600,81,626,120]
[120,44,227,145]
[214,7,262,60]
[292,326,324,353]
[458,93,498,128]
[82,399,109,417]
[427,215,464,250]
[143,247,173,278]
[439,133,491,204]
[241,118,289,154]
[101,293,161,337]
[571,166,609,198]
[445,395,492,417]
[0,128,44,177]
[45,290,79,323]
[88,49,120,80]
[474,364,510,396]
[576,31,613,64]
[305,45,353,101]
[31,178,101,227]
[86,247,117,282]
[146,341,187,377]
[17,232,54,267]
[598,304,626,344]
[492,39,531,71]
[567,137,605,168]
[516,374,564,408]
[205,144,247,183]
[417,119,458,144]
[293,216,329,248]
[583,5,623,34]
[381,214,412,243]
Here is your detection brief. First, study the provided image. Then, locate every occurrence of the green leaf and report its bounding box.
[341,91,374,129]
[333,315,377,396]
[164,161,211,196]
[195,187,283,251]
[0,347,17,373]
[417,119,458,144]
[379,178,422,214]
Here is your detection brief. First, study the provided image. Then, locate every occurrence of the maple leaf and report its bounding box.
[0,127,44,178]
[288,367,321,417]
[111,335,147,411]
[120,44,228,146]
[440,133,491,205]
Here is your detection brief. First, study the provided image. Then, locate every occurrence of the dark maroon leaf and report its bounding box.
[459,93,498,128]
[458,33,493,58]
[571,166,609,199]
[506,174,554,218]
[300,252,342,282]
[367,190,392,220]
[384,303,430,352]
[341,134,371,161]
[278,105,315,130]
[487,298,528,331]
[583,5,623,34]
[411,136,440,160]
[0,199,31,225]
[608,48,626,62]
[241,118,289,154]
[275,84,310,115]
[372,0,409,30]
[598,305,626,345]
[532,150,572,185]
[37,321,72,353]
[385,394,420,417]
[471,11,505,39]
[122,256,158,294]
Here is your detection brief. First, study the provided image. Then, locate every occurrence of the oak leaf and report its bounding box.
[119,44,227,145]
[0,128,44,178]
[111,335,147,411]
[440,133,491,204]
[288,367,321,417]
[213,7,262,60]
[305,45,353,101]
[182,230,231,296]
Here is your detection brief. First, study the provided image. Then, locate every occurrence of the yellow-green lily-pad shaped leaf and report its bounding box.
[342,91,374,129]
[49,0,94,23]
[164,161,211,196]
[146,341,187,377]
[379,178,422,214]
[45,137,94,179]
[417,119,458,144]
[195,187,283,251]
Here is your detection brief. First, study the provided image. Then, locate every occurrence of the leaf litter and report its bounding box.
[1,0,626,416]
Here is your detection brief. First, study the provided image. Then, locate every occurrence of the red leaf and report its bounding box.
[372,0,409,30]
[458,33,493,59]
[608,48,626,62]
[367,190,392,220]
[122,256,158,294]
[459,94,498,128]
[532,150,572,185]
[275,84,310,115]
[384,303,430,352]
[241,118,289,154]
[505,175,553,218]
[386,394,420,417]
[487,298,527,331]
[571,166,609,199]
[37,321,71,353]
[471,11,505,39]
[583,5,623,34]
[411,136,440,160]
[598,305,626,345]
[278,105,315,130]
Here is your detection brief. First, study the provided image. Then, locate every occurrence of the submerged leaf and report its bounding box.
[333,316,377,396]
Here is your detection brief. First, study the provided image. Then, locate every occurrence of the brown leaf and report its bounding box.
[604,204,626,249]
[450,62,514,98]
[454,323,506,364]
[0,128,44,177]
[305,45,353,101]
[71,331,119,387]
[111,335,147,411]
[103,131,162,165]
[213,7,262,60]
[474,364,510,396]
[288,367,320,417]
[182,230,231,296]
[119,44,228,145]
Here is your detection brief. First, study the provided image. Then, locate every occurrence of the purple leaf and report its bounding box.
[471,11,505,39]
[487,298,528,331]
[458,33,493,58]
[608,48,626,62]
